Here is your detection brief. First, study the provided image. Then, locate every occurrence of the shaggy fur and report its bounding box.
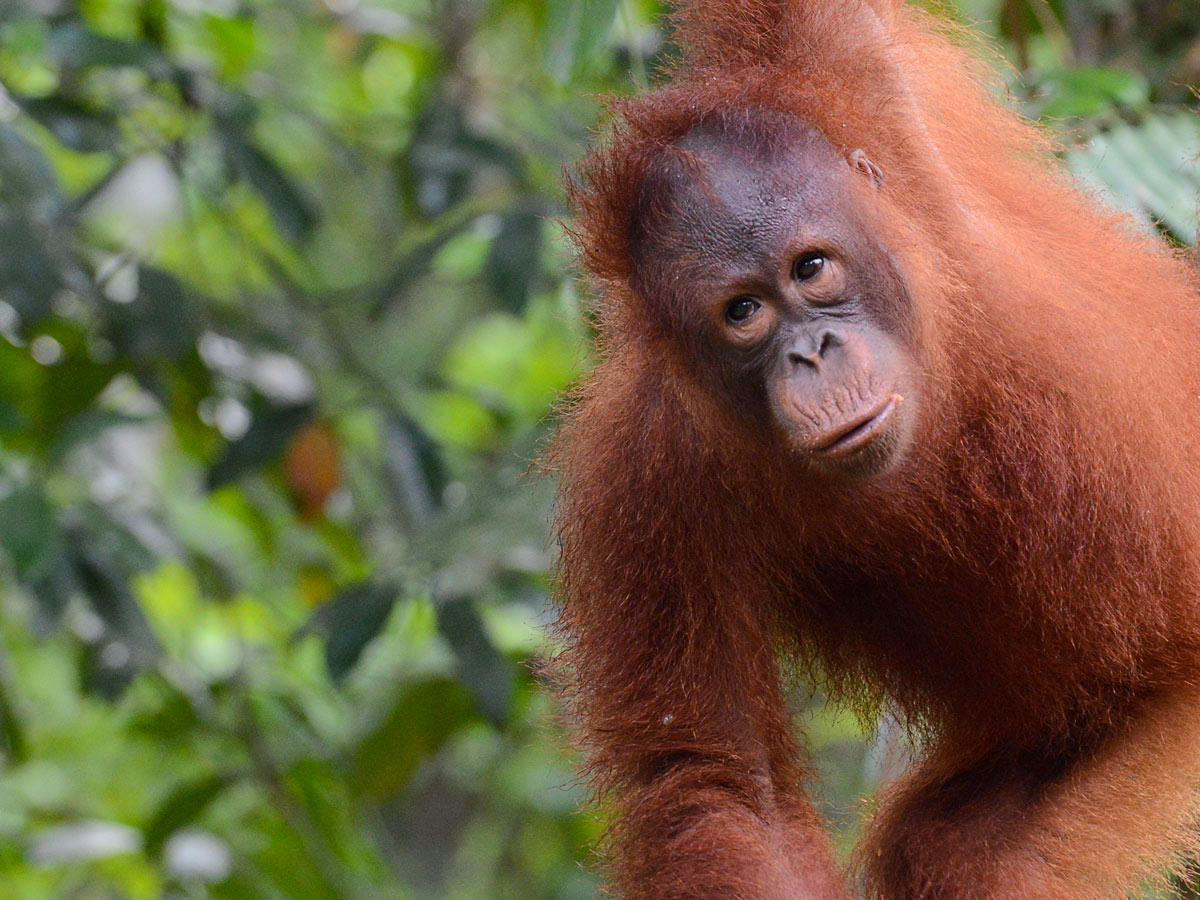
[552,2,1200,899]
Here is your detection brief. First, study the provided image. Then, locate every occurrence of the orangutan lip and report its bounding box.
[811,394,902,457]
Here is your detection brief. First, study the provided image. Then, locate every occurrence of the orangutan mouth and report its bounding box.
[811,393,902,458]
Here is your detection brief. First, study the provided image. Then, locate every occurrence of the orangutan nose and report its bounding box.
[787,330,840,371]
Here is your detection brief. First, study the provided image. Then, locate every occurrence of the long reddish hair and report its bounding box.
[554,3,1200,897]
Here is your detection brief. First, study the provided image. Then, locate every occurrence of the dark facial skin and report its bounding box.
[632,113,919,478]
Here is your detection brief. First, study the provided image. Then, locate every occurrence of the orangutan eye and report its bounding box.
[793,253,826,282]
[725,296,760,324]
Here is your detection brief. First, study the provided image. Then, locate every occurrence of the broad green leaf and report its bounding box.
[143,774,236,857]
[104,267,199,363]
[349,678,476,801]
[1066,113,1200,244]
[0,124,61,201]
[1037,67,1149,120]
[0,483,58,581]
[544,0,621,82]
[220,126,317,243]
[384,412,447,519]
[436,596,515,726]
[305,582,398,681]
[485,204,545,312]
[416,390,497,450]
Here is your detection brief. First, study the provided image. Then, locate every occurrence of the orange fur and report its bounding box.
[553,2,1200,899]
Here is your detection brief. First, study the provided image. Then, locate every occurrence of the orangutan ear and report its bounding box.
[849,148,884,190]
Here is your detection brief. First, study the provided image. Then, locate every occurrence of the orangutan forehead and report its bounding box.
[630,112,845,271]
[671,109,839,166]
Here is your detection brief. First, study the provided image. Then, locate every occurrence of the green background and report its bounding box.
[0,0,1195,897]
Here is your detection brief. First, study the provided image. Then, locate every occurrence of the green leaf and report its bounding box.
[16,96,120,154]
[0,127,71,326]
[69,510,161,691]
[0,672,27,764]
[143,774,235,857]
[105,267,199,363]
[0,232,61,326]
[0,483,58,581]
[0,124,61,201]
[485,205,544,312]
[29,549,76,625]
[46,23,169,76]
[74,544,156,646]
[573,0,622,66]
[306,583,398,681]
[544,0,621,82]
[436,596,515,726]
[221,127,317,243]
[349,678,476,801]
[367,214,478,318]
[48,410,150,461]
[1037,67,1149,120]
[385,412,447,520]
[401,101,520,218]
[35,348,122,436]
[1065,113,1200,245]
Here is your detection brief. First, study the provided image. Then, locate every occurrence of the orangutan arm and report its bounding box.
[864,688,1200,900]
[554,375,848,900]
[559,573,848,900]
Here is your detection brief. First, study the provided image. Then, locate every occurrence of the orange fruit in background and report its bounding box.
[284,420,341,520]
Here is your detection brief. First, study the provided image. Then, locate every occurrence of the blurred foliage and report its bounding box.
[0,1,1189,899]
